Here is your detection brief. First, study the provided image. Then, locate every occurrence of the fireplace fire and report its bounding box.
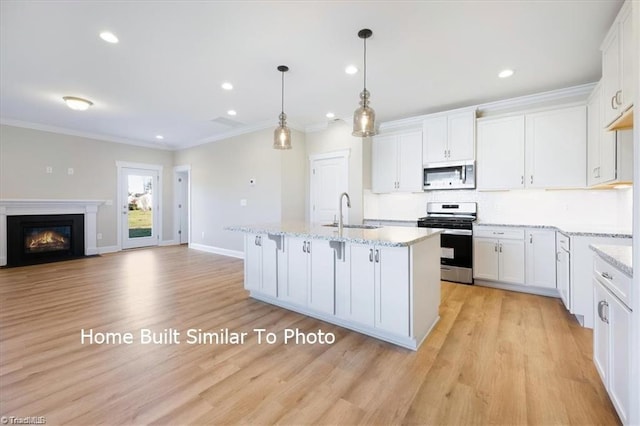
[6,214,84,266]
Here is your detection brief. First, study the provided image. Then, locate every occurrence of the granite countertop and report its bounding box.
[225,222,441,247]
[474,222,632,239]
[590,244,633,277]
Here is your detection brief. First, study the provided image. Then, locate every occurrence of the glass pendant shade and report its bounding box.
[352,28,377,137]
[273,113,292,149]
[273,65,292,150]
[353,89,376,137]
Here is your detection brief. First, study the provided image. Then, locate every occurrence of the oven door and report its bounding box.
[439,229,473,284]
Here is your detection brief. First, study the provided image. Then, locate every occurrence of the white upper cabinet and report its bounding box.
[477,105,586,190]
[525,105,586,189]
[477,115,525,190]
[587,82,634,187]
[422,109,475,165]
[601,1,634,128]
[372,130,423,193]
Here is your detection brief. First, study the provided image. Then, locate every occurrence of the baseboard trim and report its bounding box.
[189,243,244,259]
[97,245,119,255]
[474,279,560,298]
[160,239,178,246]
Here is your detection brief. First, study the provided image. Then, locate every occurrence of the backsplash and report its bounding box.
[364,187,633,230]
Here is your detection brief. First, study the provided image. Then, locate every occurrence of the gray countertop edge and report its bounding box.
[474,223,632,239]
[224,225,440,247]
[590,244,633,278]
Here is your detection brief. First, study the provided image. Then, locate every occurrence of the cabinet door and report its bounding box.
[422,116,448,164]
[372,135,397,193]
[397,131,423,192]
[619,7,633,113]
[245,234,262,292]
[556,249,570,310]
[525,106,586,189]
[375,246,409,336]
[286,237,309,306]
[602,29,621,126]
[587,85,602,186]
[499,239,525,284]
[261,235,278,297]
[609,292,630,424]
[477,116,525,190]
[447,111,475,162]
[525,230,556,289]
[473,238,499,280]
[341,243,375,327]
[308,239,336,315]
[593,281,609,385]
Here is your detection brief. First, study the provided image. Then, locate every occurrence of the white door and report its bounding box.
[499,239,525,284]
[396,131,423,192]
[473,238,499,281]
[176,171,189,244]
[556,248,570,309]
[375,246,409,336]
[121,167,159,249]
[372,135,397,193]
[308,239,335,315]
[310,154,348,224]
[422,116,448,164]
[345,244,375,327]
[447,111,475,162]
[286,237,309,306]
[525,230,557,288]
[592,281,609,384]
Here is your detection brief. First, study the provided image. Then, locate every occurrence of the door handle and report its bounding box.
[611,95,618,110]
[369,248,373,262]
[255,236,259,246]
[530,175,533,185]
[302,241,307,253]
[374,249,380,263]
[499,244,503,253]
[597,300,605,322]
[521,175,524,185]
[494,244,498,252]
[257,236,262,246]
[556,251,561,262]
[529,234,533,244]
[306,241,311,253]
[615,90,622,106]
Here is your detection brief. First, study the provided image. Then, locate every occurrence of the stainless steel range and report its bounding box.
[417,202,477,284]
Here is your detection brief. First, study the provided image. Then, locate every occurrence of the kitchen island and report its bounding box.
[225,223,442,350]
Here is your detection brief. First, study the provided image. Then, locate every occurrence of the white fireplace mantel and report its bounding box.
[0,199,106,266]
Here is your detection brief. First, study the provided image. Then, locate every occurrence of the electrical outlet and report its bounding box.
[67,168,74,175]
[46,166,53,174]
[97,233,103,240]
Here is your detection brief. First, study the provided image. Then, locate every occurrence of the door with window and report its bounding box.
[121,167,159,249]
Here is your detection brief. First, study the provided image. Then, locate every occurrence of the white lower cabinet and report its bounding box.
[555,233,570,309]
[338,243,409,336]
[525,229,557,289]
[244,233,278,297]
[284,237,335,315]
[593,273,631,425]
[473,227,525,285]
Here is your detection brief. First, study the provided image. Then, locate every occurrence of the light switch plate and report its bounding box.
[240,199,247,207]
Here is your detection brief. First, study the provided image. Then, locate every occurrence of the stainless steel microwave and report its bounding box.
[423,161,476,190]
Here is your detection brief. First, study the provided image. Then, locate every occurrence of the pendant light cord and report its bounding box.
[363,37,367,91]
[281,70,285,114]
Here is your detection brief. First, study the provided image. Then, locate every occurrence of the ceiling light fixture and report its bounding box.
[99,31,119,44]
[227,110,237,116]
[155,135,164,140]
[352,28,377,137]
[221,82,233,90]
[273,65,292,150]
[345,65,358,75]
[62,96,93,111]
[326,112,335,119]
[498,69,514,78]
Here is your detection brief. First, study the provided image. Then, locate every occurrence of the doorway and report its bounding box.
[309,150,349,224]
[117,162,163,250]
[174,165,190,245]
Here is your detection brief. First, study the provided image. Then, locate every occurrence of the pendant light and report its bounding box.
[273,65,292,149]
[352,28,377,137]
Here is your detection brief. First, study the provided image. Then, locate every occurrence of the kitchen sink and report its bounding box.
[322,223,381,229]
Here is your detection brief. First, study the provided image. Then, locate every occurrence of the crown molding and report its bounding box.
[0,117,173,151]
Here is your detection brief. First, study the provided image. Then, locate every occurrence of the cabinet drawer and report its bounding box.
[474,227,524,240]
[594,256,631,309]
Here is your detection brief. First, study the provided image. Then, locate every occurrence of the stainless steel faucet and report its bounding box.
[338,192,351,231]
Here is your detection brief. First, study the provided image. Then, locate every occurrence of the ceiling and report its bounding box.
[0,0,623,150]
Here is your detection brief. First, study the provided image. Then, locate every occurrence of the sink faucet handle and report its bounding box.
[333,214,338,224]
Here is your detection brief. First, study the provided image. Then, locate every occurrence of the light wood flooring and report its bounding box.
[0,246,620,425]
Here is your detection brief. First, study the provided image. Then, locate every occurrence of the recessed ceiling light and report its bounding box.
[99,31,119,44]
[221,82,233,90]
[326,112,335,119]
[227,110,237,116]
[498,69,514,78]
[155,135,164,140]
[345,65,358,75]
[62,96,93,111]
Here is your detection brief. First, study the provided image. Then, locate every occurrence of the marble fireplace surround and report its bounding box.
[0,199,105,266]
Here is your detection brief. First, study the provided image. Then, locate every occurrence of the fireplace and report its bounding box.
[6,214,85,266]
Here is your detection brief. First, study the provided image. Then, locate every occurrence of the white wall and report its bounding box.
[305,120,366,223]
[0,125,175,248]
[365,187,633,230]
[174,128,306,253]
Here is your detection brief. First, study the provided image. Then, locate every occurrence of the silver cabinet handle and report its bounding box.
[529,234,533,244]
[369,248,373,262]
[530,175,533,184]
[258,236,262,246]
[521,175,524,185]
[601,271,613,280]
[611,95,618,110]
[494,244,498,252]
[306,241,310,253]
[255,236,259,245]
[598,300,609,324]
[444,149,447,158]
[615,90,622,106]
[603,301,609,323]
[493,231,504,235]
[597,300,605,322]
[302,241,307,253]
[556,251,560,262]
[374,249,380,263]
[499,244,503,253]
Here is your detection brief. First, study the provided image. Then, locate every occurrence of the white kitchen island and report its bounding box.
[226,223,442,350]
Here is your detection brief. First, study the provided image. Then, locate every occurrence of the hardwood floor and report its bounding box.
[0,246,620,425]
